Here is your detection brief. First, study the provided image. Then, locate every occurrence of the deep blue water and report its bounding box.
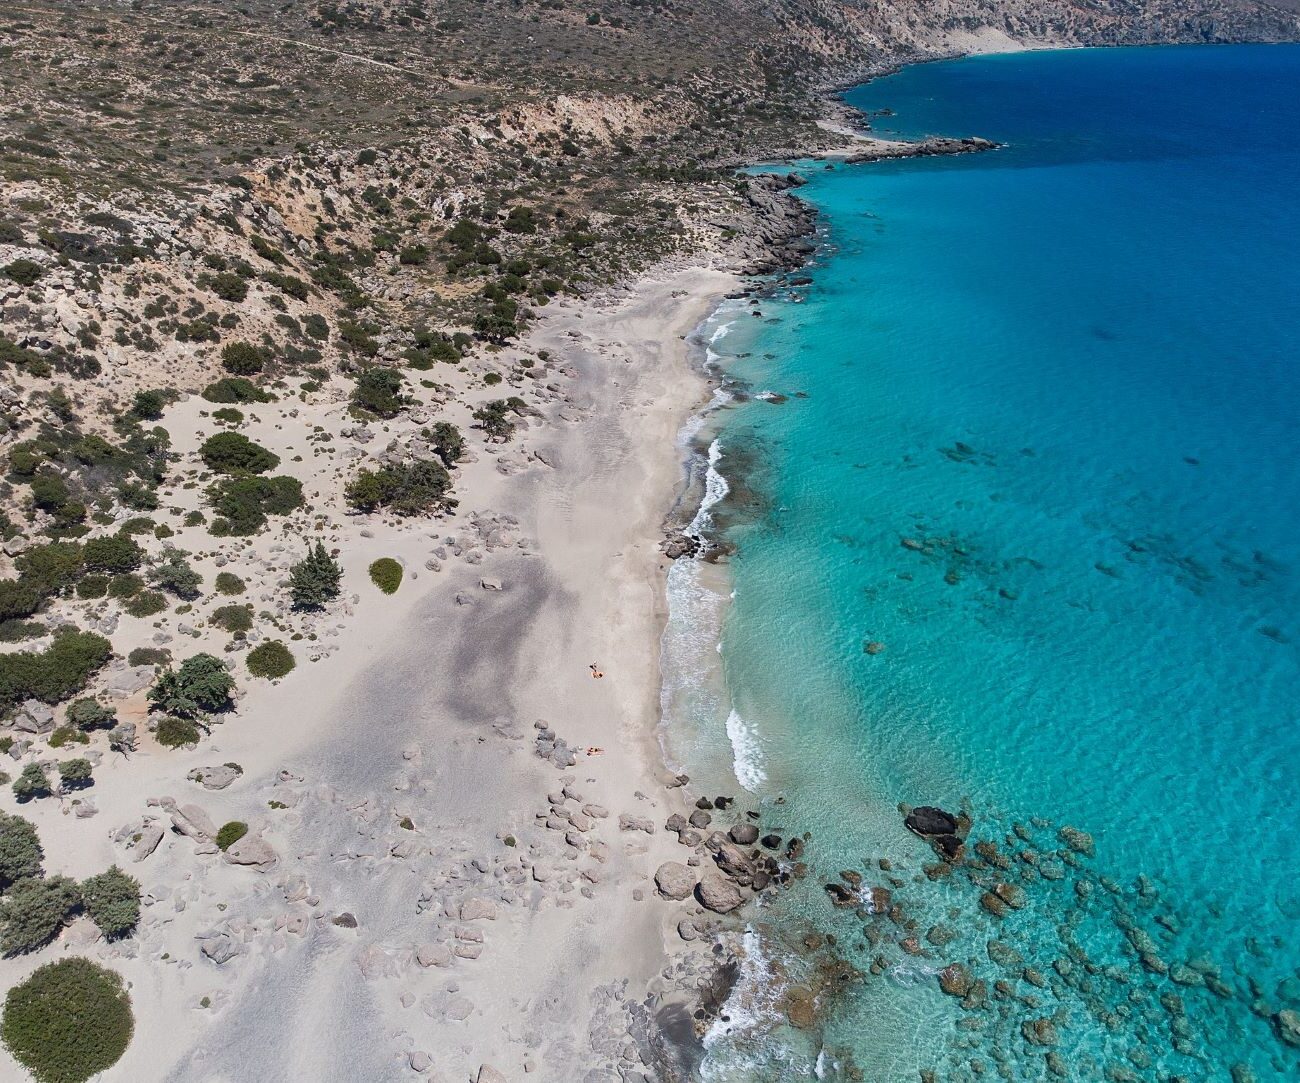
[687,45,1300,1081]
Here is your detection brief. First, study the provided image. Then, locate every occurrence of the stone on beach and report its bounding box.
[654,861,697,900]
[697,873,744,913]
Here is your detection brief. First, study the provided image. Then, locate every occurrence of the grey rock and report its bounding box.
[459,898,497,921]
[225,834,277,870]
[477,1067,508,1083]
[199,932,242,965]
[696,873,744,913]
[618,815,654,834]
[416,943,453,968]
[654,861,697,901]
[187,763,243,791]
[728,823,759,846]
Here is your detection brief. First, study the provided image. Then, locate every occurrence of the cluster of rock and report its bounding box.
[754,799,1300,1082]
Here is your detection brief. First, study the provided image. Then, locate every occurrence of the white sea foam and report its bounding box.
[725,708,766,792]
[691,438,729,533]
[701,931,816,1080]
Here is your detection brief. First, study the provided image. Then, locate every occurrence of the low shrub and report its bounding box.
[368,558,403,594]
[126,646,170,667]
[0,629,112,709]
[65,698,115,730]
[148,550,202,599]
[107,573,143,599]
[47,726,88,749]
[199,432,279,476]
[75,575,108,599]
[219,341,266,376]
[246,640,294,679]
[57,759,92,790]
[0,875,80,955]
[79,867,140,940]
[12,764,50,802]
[1,957,133,1082]
[82,535,143,574]
[349,366,406,419]
[153,717,201,749]
[148,653,234,719]
[201,378,271,405]
[215,821,247,851]
[124,590,167,618]
[0,813,43,889]
[214,572,246,596]
[207,475,303,534]
[344,458,454,516]
[210,604,252,634]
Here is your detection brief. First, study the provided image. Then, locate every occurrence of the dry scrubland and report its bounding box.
[0,1,1297,1081]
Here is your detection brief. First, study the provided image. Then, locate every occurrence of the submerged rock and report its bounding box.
[905,806,959,838]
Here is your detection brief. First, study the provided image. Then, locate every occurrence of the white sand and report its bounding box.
[0,263,739,1082]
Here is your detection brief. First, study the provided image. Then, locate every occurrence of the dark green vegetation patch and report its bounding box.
[1,958,133,1083]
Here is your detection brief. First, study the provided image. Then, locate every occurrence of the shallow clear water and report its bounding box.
[678,45,1300,1081]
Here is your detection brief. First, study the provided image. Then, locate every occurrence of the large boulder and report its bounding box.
[1275,1009,1300,1047]
[905,806,959,837]
[728,823,759,846]
[697,874,744,913]
[654,862,697,901]
[225,834,278,871]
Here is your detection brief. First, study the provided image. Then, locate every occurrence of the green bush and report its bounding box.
[153,717,201,748]
[287,542,340,610]
[3,259,44,286]
[211,407,243,426]
[107,573,143,599]
[75,574,108,599]
[1,957,133,1083]
[214,571,246,595]
[0,813,43,889]
[473,398,518,441]
[147,550,202,599]
[207,475,303,534]
[368,558,403,594]
[82,535,143,574]
[79,867,140,940]
[47,726,88,750]
[148,653,234,719]
[200,432,279,476]
[215,821,248,851]
[124,590,167,618]
[57,759,92,790]
[220,341,266,376]
[0,629,112,709]
[130,390,166,421]
[246,640,294,679]
[201,378,271,405]
[126,646,170,667]
[12,764,51,802]
[65,698,115,730]
[345,458,455,516]
[203,271,248,302]
[428,421,464,467]
[211,604,252,633]
[349,366,406,419]
[0,875,79,955]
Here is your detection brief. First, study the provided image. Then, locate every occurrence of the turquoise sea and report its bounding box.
[663,45,1300,1081]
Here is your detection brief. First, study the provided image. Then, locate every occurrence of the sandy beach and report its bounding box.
[0,263,741,1082]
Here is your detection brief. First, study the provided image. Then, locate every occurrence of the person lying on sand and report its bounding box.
[586,747,605,756]
[589,662,604,679]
